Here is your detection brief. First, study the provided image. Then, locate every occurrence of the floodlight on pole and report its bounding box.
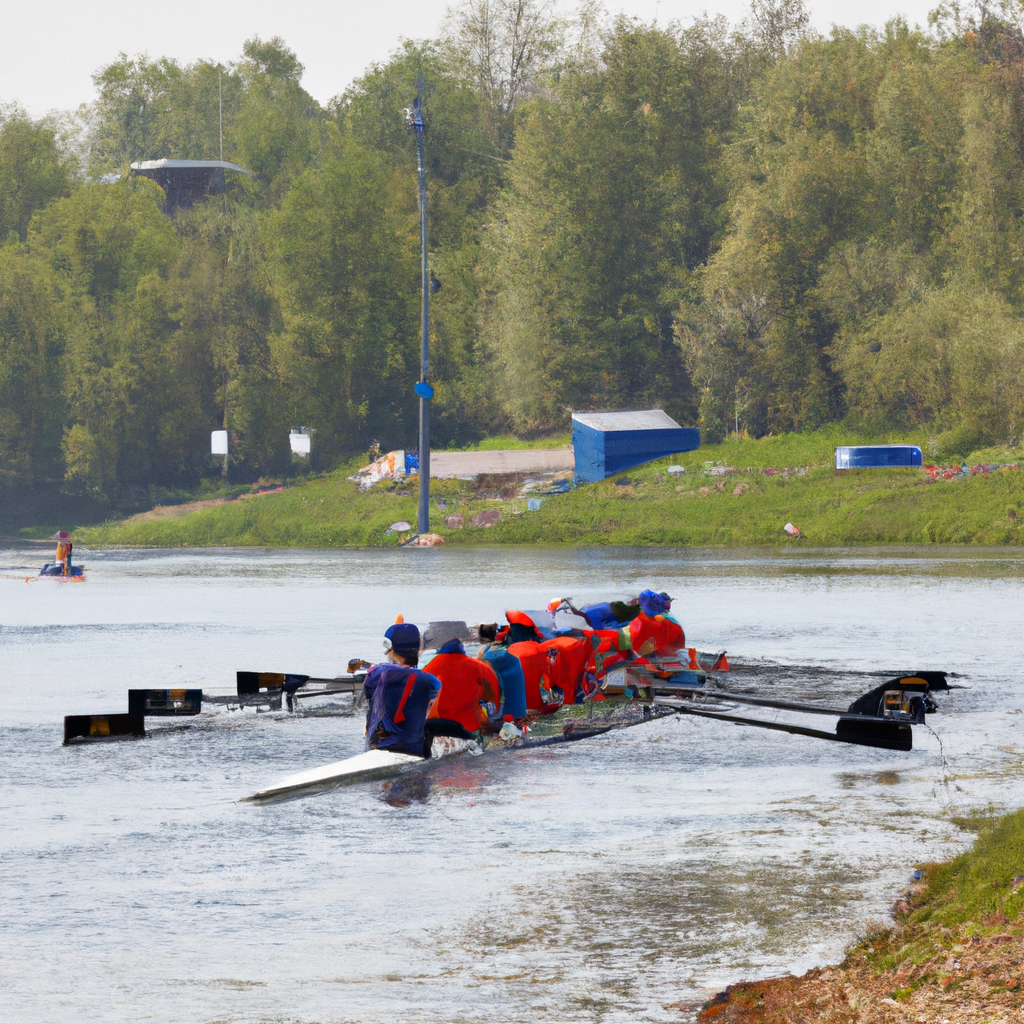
[407,82,431,536]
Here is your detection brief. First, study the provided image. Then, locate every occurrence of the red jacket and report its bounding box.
[424,651,500,733]
[539,635,596,706]
[508,641,563,713]
[628,612,685,658]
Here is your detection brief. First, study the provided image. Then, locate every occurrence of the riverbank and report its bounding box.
[698,808,1024,1022]
[74,429,1023,548]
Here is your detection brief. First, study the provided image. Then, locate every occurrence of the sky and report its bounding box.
[5,0,938,118]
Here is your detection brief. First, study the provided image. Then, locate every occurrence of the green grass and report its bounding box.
[77,428,1024,548]
[864,807,1024,976]
[438,432,572,451]
[908,810,1024,934]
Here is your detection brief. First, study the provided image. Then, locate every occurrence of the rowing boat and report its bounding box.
[242,700,676,802]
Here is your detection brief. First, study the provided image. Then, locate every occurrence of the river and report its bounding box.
[1,545,1021,1023]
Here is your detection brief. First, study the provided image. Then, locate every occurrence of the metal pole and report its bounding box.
[219,70,224,163]
[412,94,430,535]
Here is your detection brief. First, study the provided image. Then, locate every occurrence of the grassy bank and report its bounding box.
[77,428,1024,548]
[699,808,1024,1022]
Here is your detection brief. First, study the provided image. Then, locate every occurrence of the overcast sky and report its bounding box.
[6,0,937,118]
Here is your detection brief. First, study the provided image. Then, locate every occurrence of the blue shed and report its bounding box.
[834,445,923,469]
[572,410,700,483]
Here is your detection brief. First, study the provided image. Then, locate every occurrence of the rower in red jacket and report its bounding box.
[508,640,564,713]
[628,590,685,657]
[540,634,598,706]
[425,638,501,736]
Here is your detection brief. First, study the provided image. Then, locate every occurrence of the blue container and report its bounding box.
[834,445,923,469]
[572,410,700,483]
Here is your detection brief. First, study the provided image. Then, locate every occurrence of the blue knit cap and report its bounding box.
[385,622,421,654]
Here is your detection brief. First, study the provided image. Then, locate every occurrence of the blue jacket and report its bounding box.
[364,662,441,757]
[480,645,528,720]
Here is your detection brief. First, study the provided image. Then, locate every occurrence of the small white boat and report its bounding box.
[243,747,426,802]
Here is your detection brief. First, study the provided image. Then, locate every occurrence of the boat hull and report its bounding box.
[243,748,426,802]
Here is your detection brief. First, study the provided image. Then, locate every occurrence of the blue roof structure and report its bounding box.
[834,445,922,469]
[572,410,700,483]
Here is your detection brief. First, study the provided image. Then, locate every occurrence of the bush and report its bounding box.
[935,423,995,462]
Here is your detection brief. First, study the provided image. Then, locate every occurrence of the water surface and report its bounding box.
[1,545,1022,1023]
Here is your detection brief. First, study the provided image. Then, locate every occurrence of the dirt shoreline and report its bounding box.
[698,883,1024,1022]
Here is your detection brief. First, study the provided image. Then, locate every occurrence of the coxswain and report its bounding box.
[363,622,441,758]
[424,638,501,737]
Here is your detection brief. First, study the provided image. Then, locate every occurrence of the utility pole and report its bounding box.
[408,82,432,536]
[219,70,224,163]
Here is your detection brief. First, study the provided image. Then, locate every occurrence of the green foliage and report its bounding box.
[0,241,65,488]
[88,38,324,199]
[682,14,1024,444]
[265,135,420,457]
[934,422,996,461]
[0,106,76,241]
[903,809,1024,932]
[336,41,507,443]
[5,12,1024,526]
[482,18,738,431]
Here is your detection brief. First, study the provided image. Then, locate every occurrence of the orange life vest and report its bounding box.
[628,612,685,658]
[424,652,499,733]
[539,635,596,706]
[508,641,563,713]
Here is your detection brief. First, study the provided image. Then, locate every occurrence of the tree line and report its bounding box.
[2,0,1023,512]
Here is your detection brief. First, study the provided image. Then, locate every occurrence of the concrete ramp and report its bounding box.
[430,449,574,478]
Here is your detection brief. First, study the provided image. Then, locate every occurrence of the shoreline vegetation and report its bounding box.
[7,14,1024,534]
[66,429,1024,549]
[697,808,1024,1022]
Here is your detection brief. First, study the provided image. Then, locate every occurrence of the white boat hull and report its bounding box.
[243,748,426,802]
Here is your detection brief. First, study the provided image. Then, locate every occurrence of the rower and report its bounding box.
[540,634,598,706]
[628,590,685,657]
[363,623,441,758]
[53,533,73,576]
[424,638,501,736]
[477,624,528,723]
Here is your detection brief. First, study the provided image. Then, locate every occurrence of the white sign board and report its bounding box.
[289,429,311,456]
[211,430,228,456]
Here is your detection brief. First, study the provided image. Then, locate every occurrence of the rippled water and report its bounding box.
[1,545,1022,1023]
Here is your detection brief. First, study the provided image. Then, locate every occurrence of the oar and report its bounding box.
[234,670,366,711]
[665,703,914,751]
[655,686,885,720]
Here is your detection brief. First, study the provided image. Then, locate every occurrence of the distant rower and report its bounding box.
[54,531,73,576]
